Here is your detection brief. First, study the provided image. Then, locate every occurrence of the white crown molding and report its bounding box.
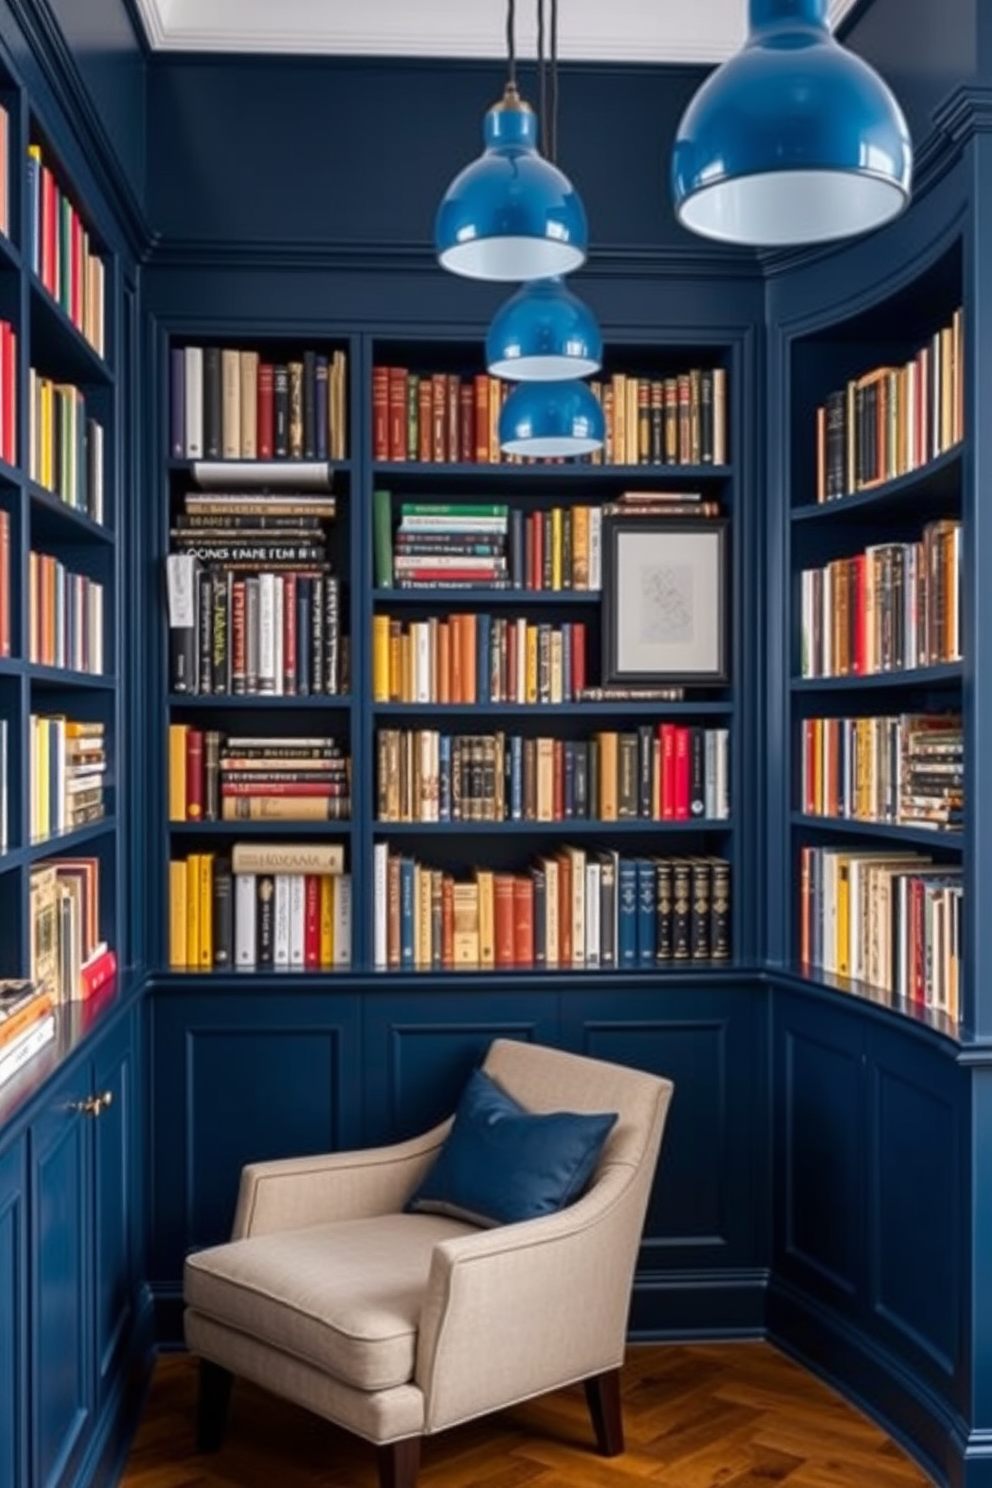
[133,0,862,61]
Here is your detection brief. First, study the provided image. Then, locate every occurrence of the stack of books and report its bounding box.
[30,716,107,840]
[0,980,56,1091]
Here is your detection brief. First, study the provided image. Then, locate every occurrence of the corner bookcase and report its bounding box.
[779,240,965,1036]
[155,329,751,983]
[0,75,122,992]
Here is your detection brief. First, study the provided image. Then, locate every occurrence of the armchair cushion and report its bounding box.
[185,1212,475,1391]
[406,1067,617,1229]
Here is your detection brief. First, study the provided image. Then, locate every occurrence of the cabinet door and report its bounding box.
[31,1064,92,1488]
[92,1014,136,1405]
[0,1137,27,1488]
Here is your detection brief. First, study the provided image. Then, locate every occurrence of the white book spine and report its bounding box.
[273,874,291,967]
[716,729,730,819]
[185,346,203,459]
[588,508,603,591]
[373,843,388,968]
[257,573,276,694]
[704,730,717,819]
[0,1013,56,1088]
[585,862,601,968]
[288,875,306,967]
[334,873,352,967]
[234,874,257,968]
[273,574,285,696]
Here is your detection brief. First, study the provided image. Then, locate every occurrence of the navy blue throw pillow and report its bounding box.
[407,1067,618,1228]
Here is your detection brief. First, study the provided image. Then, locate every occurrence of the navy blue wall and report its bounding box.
[144,56,728,259]
[842,0,978,145]
[44,0,146,208]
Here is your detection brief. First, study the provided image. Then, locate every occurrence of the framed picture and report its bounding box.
[601,516,729,684]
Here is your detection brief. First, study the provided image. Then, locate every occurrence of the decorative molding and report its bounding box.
[128,0,860,63]
[144,234,764,282]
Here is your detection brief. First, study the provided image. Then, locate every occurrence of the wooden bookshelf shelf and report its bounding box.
[168,820,352,836]
[26,816,117,858]
[371,461,733,483]
[372,587,602,606]
[372,700,734,718]
[790,812,962,849]
[28,664,116,688]
[791,663,963,691]
[28,481,111,542]
[375,818,732,835]
[166,693,351,709]
[790,445,962,523]
[29,273,111,383]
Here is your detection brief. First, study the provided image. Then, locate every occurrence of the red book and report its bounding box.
[387,367,407,461]
[282,573,297,695]
[673,728,690,820]
[660,724,676,819]
[441,875,455,969]
[474,374,490,464]
[257,362,274,457]
[231,580,246,693]
[42,166,57,296]
[417,378,432,463]
[304,876,320,969]
[852,553,866,675]
[185,728,204,820]
[459,382,474,468]
[513,876,534,968]
[493,874,516,967]
[530,512,543,590]
[80,946,117,1001]
[571,622,587,695]
[2,322,15,465]
[557,851,572,967]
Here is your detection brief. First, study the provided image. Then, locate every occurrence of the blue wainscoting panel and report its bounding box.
[0,1137,26,1488]
[867,1024,964,1396]
[92,1013,136,1405]
[31,1068,92,1488]
[561,984,768,1336]
[774,996,863,1312]
[361,991,560,1147]
[148,989,363,1290]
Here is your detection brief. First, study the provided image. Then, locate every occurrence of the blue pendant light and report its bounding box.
[486,277,602,380]
[499,379,605,459]
[671,0,912,247]
[435,0,588,282]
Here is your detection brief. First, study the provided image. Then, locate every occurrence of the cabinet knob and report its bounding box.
[75,1090,114,1117]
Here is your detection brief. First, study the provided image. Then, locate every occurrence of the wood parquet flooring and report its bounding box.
[118,1343,934,1488]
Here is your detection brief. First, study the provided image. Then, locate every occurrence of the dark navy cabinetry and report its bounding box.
[0,994,145,1488]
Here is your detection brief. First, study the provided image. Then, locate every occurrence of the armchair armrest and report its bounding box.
[415,1164,642,1433]
[232,1119,451,1238]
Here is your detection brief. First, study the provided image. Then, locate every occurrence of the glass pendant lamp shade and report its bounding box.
[499,379,605,458]
[435,84,589,281]
[486,277,602,380]
[671,0,912,247]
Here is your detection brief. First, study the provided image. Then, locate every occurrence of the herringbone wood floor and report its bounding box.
[119,1343,934,1488]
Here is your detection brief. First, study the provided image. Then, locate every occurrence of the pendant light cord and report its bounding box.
[537,0,547,157]
[550,0,559,165]
[534,0,560,162]
[506,0,517,87]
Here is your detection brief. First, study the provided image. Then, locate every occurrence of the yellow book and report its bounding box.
[836,855,851,976]
[198,852,214,968]
[36,714,50,840]
[168,724,188,822]
[372,614,391,702]
[416,865,432,969]
[550,507,563,590]
[525,624,538,704]
[572,505,590,589]
[169,859,188,969]
[597,731,619,821]
[320,874,335,968]
[185,854,200,969]
[476,868,495,969]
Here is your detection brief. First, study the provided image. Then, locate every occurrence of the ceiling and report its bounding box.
[131,0,860,64]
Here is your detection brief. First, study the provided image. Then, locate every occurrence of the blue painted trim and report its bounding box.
[372,701,735,717]
[375,819,735,836]
[790,812,964,850]
[791,664,963,690]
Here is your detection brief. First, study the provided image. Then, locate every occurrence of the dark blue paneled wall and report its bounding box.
[43,0,146,206]
[842,0,977,144]
[145,56,724,256]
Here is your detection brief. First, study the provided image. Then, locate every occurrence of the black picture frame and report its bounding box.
[601,516,729,685]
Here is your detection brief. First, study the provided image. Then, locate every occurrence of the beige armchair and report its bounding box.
[183,1038,674,1488]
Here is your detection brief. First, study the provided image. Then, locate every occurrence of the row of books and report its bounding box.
[0,107,8,237]
[29,856,116,1003]
[166,559,345,697]
[0,509,8,658]
[372,613,591,705]
[799,714,962,829]
[372,365,728,467]
[28,552,105,674]
[798,846,962,1020]
[30,716,106,842]
[374,726,730,824]
[0,319,16,467]
[168,729,351,824]
[168,840,351,970]
[26,142,107,358]
[172,346,349,462]
[0,981,56,1091]
[372,846,731,970]
[28,371,105,522]
[799,522,962,679]
[815,308,963,501]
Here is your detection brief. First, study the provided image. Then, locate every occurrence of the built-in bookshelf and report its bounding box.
[158,330,745,978]
[784,244,965,1032]
[0,82,121,1018]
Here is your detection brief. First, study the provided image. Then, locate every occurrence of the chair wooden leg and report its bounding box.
[377,1436,422,1488]
[584,1368,624,1456]
[196,1358,234,1452]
